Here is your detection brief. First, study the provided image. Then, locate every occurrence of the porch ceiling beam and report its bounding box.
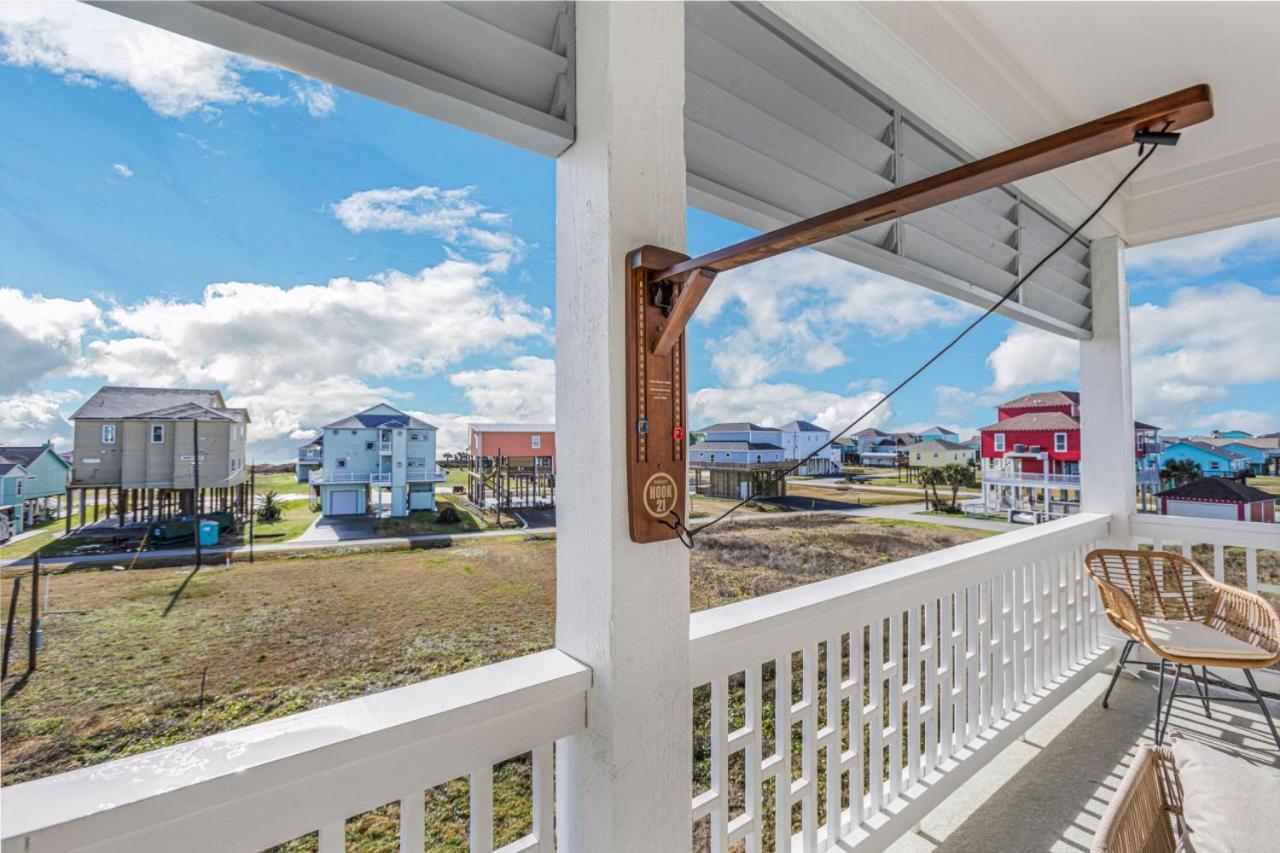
[648,84,1212,332]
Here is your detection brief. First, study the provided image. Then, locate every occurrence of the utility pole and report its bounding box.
[28,553,40,672]
[248,462,255,563]
[192,417,202,571]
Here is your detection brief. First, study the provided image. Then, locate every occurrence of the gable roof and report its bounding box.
[906,439,973,452]
[132,402,240,422]
[1157,477,1275,503]
[698,422,777,433]
[1134,420,1162,431]
[70,386,232,420]
[779,420,826,432]
[1170,440,1248,461]
[690,440,783,452]
[0,445,72,471]
[854,427,889,438]
[981,411,1081,432]
[998,390,1079,410]
[921,426,957,435]
[323,405,436,431]
[469,423,555,433]
[0,462,28,477]
[297,436,324,450]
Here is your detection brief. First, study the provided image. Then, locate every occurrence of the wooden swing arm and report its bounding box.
[648,84,1212,357]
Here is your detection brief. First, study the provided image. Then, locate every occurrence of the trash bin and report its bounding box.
[198,520,220,547]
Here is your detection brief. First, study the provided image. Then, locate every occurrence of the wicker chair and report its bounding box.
[1090,745,1183,853]
[1085,549,1280,748]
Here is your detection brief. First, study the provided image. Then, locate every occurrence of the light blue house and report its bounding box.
[0,461,29,540]
[1160,440,1249,479]
[0,444,73,529]
[689,423,785,465]
[1213,429,1252,440]
[295,436,323,483]
[919,425,960,442]
[310,404,444,517]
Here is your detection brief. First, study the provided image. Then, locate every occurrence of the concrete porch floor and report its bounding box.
[888,662,1280,853]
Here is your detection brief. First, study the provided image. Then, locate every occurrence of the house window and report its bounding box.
[102,424,116,444]
[531,435,542,449]
[365,441,375,451]
[993,433,1005,452]
[230,457,238,475]
[1054,433,1068,452]
[151,424,165,443]
[1210,461,1220,470]
[337,459,347,469]
[15,479,22,496]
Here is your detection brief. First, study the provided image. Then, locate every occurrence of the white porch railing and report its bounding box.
[407,466,448,483]
[688,512,1111,852]
[983,470,1081,486]
[0,650,589,853]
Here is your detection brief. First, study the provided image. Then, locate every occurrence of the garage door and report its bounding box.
[330,490,360,516]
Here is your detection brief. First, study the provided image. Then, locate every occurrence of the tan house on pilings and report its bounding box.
[68,386,250,529]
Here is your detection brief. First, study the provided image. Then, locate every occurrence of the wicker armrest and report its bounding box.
[1091,745,1183,853]
[1203,577,1280,664]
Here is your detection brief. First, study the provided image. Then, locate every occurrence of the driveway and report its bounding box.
[296,515,377,543]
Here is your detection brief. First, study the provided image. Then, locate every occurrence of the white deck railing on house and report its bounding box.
[687,512,1111,852]
[2,515,1119,853]
[0,651,590,853]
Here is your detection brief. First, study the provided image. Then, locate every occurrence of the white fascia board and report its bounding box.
[94,1,574,157]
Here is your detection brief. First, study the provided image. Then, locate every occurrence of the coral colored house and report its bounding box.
[468,423,556,472]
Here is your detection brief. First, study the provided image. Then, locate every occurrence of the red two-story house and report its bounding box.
[978,391,1161,518]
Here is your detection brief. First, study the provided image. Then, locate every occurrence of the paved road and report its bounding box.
[799,477,981,497]
[3,501,1014,569]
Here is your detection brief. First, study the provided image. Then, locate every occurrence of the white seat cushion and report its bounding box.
[1143,619,1271,660]
[1171,734,1280,853]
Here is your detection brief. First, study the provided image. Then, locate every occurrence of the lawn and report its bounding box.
[786,482,924,507]
[252,471,307,495]
[371,495,497,537]
[235,498,318,545]
[1251,475,1280,497]
[0,515,991,849]
[0,518,65,562]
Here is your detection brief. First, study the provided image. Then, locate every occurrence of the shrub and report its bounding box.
[437,504,461,525]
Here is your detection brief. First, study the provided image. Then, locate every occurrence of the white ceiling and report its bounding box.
[802,1,1280,245]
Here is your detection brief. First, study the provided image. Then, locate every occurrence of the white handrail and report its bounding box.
[1,650,590,853]
[688,512,1112,852]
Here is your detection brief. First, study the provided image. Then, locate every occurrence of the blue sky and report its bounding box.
[2,3,1277,460]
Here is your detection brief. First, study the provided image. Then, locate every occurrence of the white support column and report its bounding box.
[554,4,690,852]
[1079,236,1136,537]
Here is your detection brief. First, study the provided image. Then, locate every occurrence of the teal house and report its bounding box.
[0,444,73,535]
[919,425,960,442]
[1160,440,1249,479]
[0,461,29,541]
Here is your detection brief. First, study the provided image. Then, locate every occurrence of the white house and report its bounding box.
[778,420,842,475]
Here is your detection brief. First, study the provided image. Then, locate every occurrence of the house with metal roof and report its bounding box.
[311,404,444,518]
[66,386,251,529]
[1160,440,1251,479]
[0,443,73,530]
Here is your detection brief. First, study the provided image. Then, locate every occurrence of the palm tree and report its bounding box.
[917,467,945,510]
[1160,458,1202,488]
[939,463,976,511]
[257,490,283,523]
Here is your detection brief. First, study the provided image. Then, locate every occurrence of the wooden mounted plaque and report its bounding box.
[625,244,692,543]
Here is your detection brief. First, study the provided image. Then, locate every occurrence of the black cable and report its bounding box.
[670,131,1170,548]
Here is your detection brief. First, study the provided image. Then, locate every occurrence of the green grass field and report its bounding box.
[0,518,64,561]
[1251,476,1280,497]
[372,495,496,537]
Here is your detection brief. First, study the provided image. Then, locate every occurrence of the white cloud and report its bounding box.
[112,162,133,178]
[1189,409,1279,437]
[0,388,79,448]
[61,260,548,457]
[1128,218,1280,276]
[0,1,332,118]
[981,281,1280,432]
[697,250,972,387]
[690,384,892,434]
[450,356,554,424]
[329,185,524,262]
[0,288,102,394]
[290,79,336,117]
[985,326,1079,394]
